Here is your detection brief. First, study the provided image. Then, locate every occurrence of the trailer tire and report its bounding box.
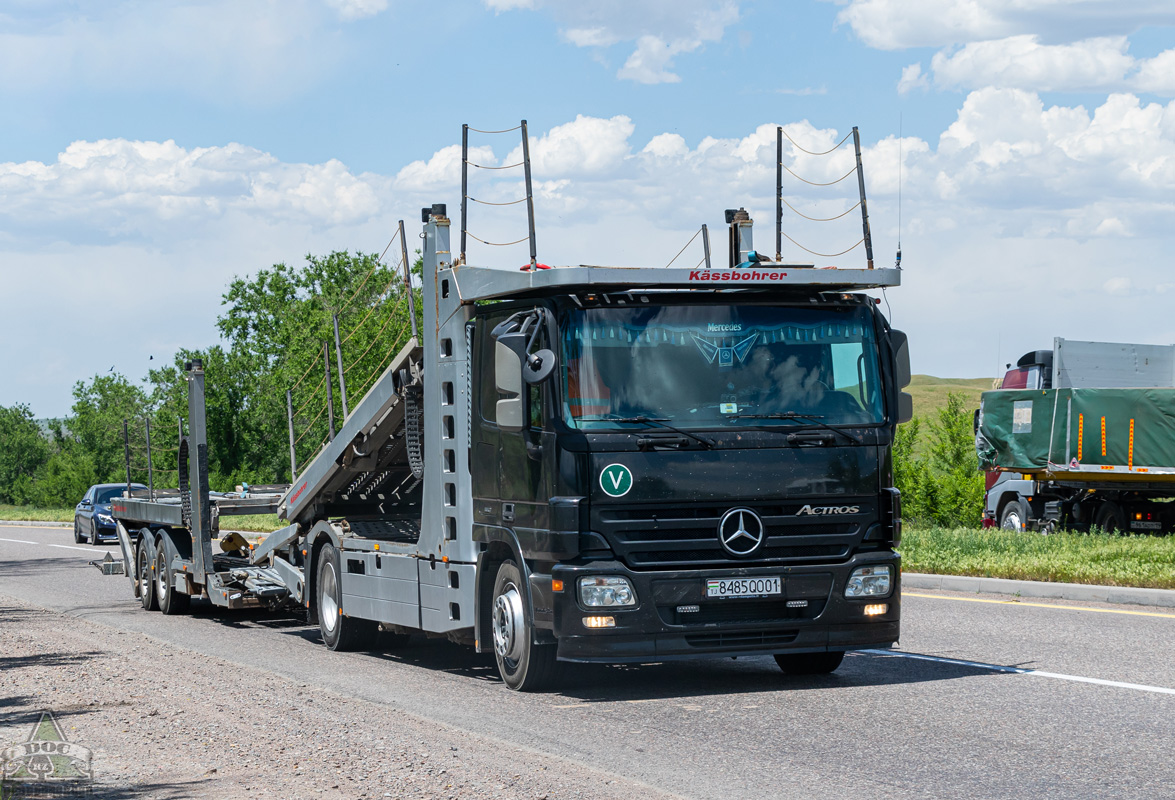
[1000,499,1027,531]
[316,543,376,651]
[774,651,845,675]
[156,546,190,615]
[491,560,558,692]
[1094,502,1126,534]
[137,538,158,611]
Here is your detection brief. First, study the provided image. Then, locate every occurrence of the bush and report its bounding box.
[895,392,984,528]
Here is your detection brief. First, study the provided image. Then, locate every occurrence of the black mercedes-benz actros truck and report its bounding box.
[108,204,911,692]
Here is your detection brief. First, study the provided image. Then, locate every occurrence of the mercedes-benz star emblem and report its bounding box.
[718,508,766,557]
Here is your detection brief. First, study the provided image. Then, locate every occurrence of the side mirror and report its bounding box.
[890,329,911,388]
[897,392,913,424]
[495,338,524,432]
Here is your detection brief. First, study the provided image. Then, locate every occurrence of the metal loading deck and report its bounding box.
[280,338,424,527]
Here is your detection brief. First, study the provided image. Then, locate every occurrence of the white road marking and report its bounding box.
[0,536,108,554]
[861,649,1175,696]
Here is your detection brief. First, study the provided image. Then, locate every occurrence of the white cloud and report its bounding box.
[0,138,381,239]
[324,0,388,20]
[505,115,636,177]
[898,63,929,94]
[836,0,1175,51]
[482,0,739,83]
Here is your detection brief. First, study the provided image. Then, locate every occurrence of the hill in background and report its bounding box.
[906,375,994,422]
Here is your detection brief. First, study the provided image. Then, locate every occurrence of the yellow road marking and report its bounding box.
[905,591,1175,619]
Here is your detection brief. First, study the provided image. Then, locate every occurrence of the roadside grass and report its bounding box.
[222,514,284,533]
[0,504,73,523]
[903,524,1175,590]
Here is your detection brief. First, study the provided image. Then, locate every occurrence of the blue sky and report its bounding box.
[2,0,1174,416]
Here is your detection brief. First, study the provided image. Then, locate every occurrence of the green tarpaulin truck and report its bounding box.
[977,339,1175,533]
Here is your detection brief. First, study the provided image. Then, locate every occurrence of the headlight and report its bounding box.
[578,576,637,608]
[96,513,114,524]
[846,565,892,598]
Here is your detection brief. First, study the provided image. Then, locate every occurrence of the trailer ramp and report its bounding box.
[281,338,424,526]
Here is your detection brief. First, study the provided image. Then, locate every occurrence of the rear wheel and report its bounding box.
[774,651,845,675]
[156,546,190,615]
[492,560,559,692]
[1094,502,1126,533]
[317,543,376,651]
[137,539,158,611]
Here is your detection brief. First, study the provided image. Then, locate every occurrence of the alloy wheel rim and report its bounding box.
[321,562,339,632]
[492,582,525,663]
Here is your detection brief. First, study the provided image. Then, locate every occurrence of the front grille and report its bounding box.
[684,630,799,649]
[595,502,870,570]
[658,599,826,626]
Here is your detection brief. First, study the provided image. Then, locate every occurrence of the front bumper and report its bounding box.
[548,553,900,663]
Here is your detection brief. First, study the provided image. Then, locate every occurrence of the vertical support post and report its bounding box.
[144,418,154,501]
[521,119,538,271]
[702,224,712,270]
[286,390,297,481]
[776,126,783,261]
[399,219,419,340]
[324,343,336,442]
[460,124,469,266]
[122,419,131,495]
[852,126,874,269]
[185,360,214,584]
[332,313,349,419]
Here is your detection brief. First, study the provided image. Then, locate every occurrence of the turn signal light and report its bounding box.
[552,579,564,592]
[583,616,615,629]
[864,604,888,616]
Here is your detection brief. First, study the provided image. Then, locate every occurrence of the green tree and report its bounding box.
[68,373,151,483]
[0,404,51,503]
[926,392,985,527]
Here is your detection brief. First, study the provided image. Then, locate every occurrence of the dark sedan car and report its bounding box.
[75,483,146,545]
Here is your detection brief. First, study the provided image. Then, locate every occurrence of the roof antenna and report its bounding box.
[895,112,903,270]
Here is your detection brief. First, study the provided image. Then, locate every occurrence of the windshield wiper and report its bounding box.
[581,415,714,449]
[730,412,861,444]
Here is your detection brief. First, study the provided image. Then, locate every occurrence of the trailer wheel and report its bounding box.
[774,651,845,675]
[1000,500,1027,531]
[156,546,190,615]
[316,543,376,651]
[491,560,558,692]
[137,538,158,611]
[1094,502,1126,534]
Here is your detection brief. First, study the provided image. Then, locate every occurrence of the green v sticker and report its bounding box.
[599,463,633,497]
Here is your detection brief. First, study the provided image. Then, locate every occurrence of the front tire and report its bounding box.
[137,539,158,611]
[1000,500,1026,531]
[156,546,190,615]
[316,543,376,651]
[73,519,84,543]
[90,519,101,546]
[774,651,845,675]
[491,560,558,692]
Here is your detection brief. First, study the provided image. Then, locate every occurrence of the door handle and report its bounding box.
[502,503,515,522]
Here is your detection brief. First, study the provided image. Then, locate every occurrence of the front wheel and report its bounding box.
[999,500,1026,531]
[492,560,558,692]
[774,651,845,675]
[73,520,84,543]
[316,543,376,651]
[90,520,101,546]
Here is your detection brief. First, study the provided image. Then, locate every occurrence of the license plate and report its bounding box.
[1131,521,1162,530]
[706,576,782,599]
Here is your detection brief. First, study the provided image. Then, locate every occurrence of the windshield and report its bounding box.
[96,487,125,503]
[561,304,885,430]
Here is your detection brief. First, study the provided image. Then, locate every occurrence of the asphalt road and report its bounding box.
[3,523,1174,799]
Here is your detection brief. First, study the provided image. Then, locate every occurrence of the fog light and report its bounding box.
[864,603,887,616]
[846,565,893,598]
[579,576,637,608]
[583,616,615,628]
